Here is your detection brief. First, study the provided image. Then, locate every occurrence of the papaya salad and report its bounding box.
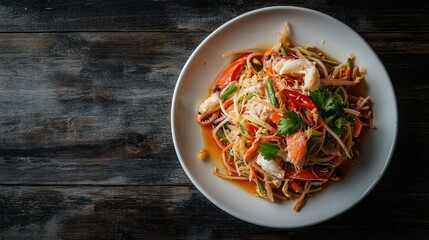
[196,24,373,211]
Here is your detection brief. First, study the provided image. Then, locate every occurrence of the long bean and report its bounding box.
[265,78,278,107]
[220,83,237,100]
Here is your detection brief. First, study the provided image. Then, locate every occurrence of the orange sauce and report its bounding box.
[201,125,257,195]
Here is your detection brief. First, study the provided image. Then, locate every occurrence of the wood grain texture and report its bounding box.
[0,1,426,33]
[0,186,428,239]
[0,0,427,239]
[0,32,202,186]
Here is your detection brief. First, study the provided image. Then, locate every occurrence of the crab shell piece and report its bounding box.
[197,110,219,125]
[197,93,220,125]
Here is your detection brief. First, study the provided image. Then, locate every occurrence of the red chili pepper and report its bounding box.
[305,112,315,126]
[313,124,323,131]
[214,53,250,87]
[282,89,316,110]
[289,97,297,110]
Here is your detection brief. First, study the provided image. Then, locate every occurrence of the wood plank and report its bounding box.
[0,32,199,185]
[0,32,200,149]
[0,1,427,33]
[0,186,427,239]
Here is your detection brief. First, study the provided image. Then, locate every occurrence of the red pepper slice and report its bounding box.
[313,124,323,131]
[214,53,250,87]
[282,89,317,110]
[289,98,297,110]
[305,112,315,126]
[289,97,316,110]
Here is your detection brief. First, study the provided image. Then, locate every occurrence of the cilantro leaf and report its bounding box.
[310,87,345,134]
[325,115,344,128]
[325,114,345,135]
[277,110,302,135]
[258,142,280,161]
[309,86,344,117]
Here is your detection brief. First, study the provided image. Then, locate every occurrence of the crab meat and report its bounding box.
[197,93,220,125]
[286,130,307,170]
[273,59,320,91]
[256,153,285,179]
[244,100,272,121]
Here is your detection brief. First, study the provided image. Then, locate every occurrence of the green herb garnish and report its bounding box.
[258,142,280,161]
[278,110,302,135]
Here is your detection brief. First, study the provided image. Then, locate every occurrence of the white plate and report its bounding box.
[171,6,397,228]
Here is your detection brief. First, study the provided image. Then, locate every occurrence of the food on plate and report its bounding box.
[196,23,373,211]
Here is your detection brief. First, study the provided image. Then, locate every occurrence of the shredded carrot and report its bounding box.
[352,118,364,138]
[222,142,234,153]
[249,164,257,182]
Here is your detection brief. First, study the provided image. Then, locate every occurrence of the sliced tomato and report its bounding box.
[285,165,330,182]
[214,53,250,87]
[222,98,234,109]
[270,112,283,125]
[288,179,303,193]
[242,121,259,135]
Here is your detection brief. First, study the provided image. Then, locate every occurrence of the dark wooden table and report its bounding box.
[0,1,427,239]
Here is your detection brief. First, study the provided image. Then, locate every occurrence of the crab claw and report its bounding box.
[197,93,220,125]
[198,111,219,125]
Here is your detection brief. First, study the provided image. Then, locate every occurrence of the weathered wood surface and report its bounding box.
[0,0,428,239]
[0,186,427,239]
[0,1,427,33]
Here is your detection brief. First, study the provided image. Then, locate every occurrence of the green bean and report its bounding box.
[265,78,278,107]
[219,83,237,100]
